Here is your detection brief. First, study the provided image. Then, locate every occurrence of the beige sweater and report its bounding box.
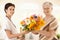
[40,16,58,40]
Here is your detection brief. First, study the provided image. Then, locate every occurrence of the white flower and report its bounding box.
[25,18,31,25]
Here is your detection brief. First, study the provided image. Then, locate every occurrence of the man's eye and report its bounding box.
[47,8,49,9]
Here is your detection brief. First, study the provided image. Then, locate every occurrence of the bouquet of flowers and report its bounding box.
[20,15,45,31]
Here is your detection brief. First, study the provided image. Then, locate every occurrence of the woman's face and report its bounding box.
[43,3,52,15]
[6,6,15,17]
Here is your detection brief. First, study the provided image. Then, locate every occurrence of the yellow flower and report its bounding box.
[28,22,35,30]
[20,21,25,25]
[34,25,40,31]
[30,16,33,20]
[20,15,45,31]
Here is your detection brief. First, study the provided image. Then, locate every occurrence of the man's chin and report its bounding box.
[44,12,49,13]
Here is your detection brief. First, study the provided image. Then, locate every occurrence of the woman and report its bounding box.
[39,2,58,40]
[4,3,28,40]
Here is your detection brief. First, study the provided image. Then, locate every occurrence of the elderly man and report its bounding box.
[39,2,58,40]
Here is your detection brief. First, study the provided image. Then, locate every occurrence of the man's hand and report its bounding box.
[31,30,40,34]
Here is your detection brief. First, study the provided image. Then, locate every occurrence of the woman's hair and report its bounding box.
[4,3,15,13]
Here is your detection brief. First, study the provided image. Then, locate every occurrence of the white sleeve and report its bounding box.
[3,20,11,31]
[0,18,9,40]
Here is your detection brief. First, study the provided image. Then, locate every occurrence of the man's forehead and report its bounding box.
[43,4,52,8]
[43,2,53,8]
[43,2,53,6]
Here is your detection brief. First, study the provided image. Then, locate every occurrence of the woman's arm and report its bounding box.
[5,30,20,39]
[5,30,28,39]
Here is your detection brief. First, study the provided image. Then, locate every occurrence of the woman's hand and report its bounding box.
[20,30,30,35]
[17,34,24,40]
[17,30,30,39]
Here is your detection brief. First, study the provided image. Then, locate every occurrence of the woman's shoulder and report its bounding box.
[4,17,10,23]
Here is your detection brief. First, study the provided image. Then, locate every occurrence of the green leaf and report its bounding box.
[57,34,60,39]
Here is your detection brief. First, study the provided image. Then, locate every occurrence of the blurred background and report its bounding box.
[0,0,60,34]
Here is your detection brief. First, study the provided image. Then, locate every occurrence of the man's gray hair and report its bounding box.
[43,2,53,6]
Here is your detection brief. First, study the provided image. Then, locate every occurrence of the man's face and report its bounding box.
[43,3,53,15]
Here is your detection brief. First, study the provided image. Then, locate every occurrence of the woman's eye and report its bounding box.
[10,9,11,10]
[13,9,14,11]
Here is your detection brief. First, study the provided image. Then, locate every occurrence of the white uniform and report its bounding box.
[4,17,18,40]
[0,16,8,40]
